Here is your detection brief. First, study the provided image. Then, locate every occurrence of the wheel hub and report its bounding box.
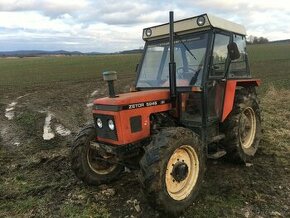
[165,145,199,201]
[171,162,189,182]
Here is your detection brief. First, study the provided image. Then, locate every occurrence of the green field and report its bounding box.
[248,43,290,91]
[0,54,140,90]
[0,43,290,93]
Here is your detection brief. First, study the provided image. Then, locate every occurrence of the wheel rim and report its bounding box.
[86,146,117,175]
[165,145,199,201]
[239,107,256,149]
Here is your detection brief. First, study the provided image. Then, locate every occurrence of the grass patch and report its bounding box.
[0,196,45,217]
[15,111,45,138]
[60,202,110,218]
[260,86,290,162]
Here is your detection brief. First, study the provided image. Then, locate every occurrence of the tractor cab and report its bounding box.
[136,14,251,128]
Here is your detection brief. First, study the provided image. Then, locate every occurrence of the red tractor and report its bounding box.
[71,12,261,214]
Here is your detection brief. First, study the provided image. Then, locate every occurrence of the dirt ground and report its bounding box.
[0,78,289,217]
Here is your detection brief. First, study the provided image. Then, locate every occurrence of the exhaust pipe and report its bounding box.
[102,71,117,98]
[169,11,176,101]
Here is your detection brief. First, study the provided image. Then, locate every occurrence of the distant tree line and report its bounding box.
[247,35,269,44]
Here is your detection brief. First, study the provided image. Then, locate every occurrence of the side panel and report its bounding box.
[221,79,261,122]
[221,80,237,122]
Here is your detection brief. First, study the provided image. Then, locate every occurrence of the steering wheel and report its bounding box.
[176,67,196,79]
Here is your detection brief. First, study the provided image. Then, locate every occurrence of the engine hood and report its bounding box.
[94,89,170,106]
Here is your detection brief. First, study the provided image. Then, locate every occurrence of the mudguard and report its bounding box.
[221,79,261,122]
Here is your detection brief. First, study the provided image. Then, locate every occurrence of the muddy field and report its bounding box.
[0,47,290,217]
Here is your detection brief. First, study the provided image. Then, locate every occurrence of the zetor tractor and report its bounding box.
[71,12,261,214]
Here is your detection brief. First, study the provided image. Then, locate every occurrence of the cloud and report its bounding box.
[0,0,89,17]
[0,0,289,52]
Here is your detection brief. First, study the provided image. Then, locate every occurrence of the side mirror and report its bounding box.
[227,42,240,60]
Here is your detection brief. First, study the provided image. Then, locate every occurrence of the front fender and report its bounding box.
[221,79,261,122]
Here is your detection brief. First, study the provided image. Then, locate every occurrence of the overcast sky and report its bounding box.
[0,0,289,52]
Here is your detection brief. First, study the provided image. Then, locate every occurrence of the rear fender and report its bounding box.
[221,79,261,122]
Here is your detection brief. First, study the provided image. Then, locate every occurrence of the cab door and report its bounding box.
[207,32,231,121]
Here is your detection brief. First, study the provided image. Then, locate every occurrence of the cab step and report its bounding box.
[209,134,225,143]
[208,150,227,159]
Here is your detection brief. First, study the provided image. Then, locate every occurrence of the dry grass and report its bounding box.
[261,86,290,160]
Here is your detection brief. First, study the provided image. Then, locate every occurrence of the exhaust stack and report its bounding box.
[102,71,117,98]
[169,11,176,101]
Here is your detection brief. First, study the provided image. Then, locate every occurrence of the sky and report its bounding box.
[0,0,289,52]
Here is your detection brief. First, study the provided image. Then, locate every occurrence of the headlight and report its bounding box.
[108,119,115,130]
[96,118,102,128]
[197,16,205,26]
[145,28,152,37]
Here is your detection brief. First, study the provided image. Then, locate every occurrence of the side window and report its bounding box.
[228,35,248,78]
[210,34,230,78]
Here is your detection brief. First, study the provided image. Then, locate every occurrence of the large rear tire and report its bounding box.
[71,123,123,185]
[221,87,262,163]
[139,127,205,215]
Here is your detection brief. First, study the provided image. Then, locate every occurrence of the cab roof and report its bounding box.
[143,13,246,40]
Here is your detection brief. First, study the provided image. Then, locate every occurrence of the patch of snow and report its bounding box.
[43,112,55,140]
[5,101,17,120]
[55,124,71,136]
[16,93,30,100]
[7,102,17,107]
[38,110,47,114]
[5,111,15,120]
[4,94,30,120]
[246,163,253,167]
[90,90,98,97]
[86,103,93,108]
[5,107,14,112]
[13,142,20,146]
[42,111,72,140]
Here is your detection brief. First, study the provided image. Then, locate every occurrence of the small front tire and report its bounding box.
[71,124,123,185]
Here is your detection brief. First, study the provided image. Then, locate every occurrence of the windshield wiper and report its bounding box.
[174,33,197,60]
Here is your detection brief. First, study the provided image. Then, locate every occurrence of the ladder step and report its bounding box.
[209,134,225,143]
[208,150,227,159]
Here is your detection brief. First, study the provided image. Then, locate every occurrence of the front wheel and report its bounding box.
[139,127,205,215]
[71,123,123,185]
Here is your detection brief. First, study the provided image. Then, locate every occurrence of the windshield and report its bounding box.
[137,32,208,88]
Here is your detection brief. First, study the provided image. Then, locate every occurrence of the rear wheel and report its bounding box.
[221,87,261,163]
[139,127,205,215]
[71,124,123,185]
